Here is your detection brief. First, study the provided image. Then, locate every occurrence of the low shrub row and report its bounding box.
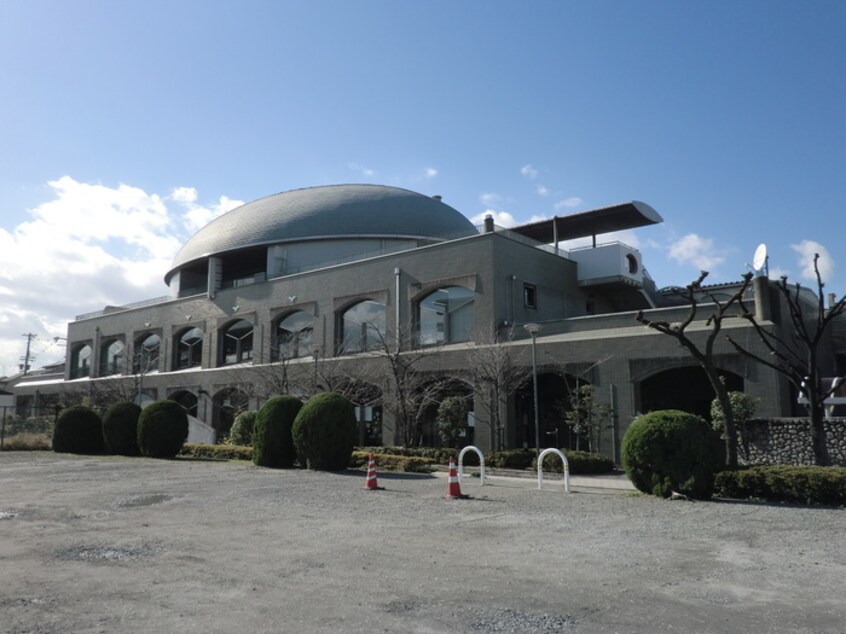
[181,443,253,461]
[540,450,615,474]
[356,446,615,475]
[350,451,435,473]
[715,466,846,506]
[357,446,458,465]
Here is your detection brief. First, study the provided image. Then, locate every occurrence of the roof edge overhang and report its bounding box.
[163,231,475,284]
[509,201,663,244]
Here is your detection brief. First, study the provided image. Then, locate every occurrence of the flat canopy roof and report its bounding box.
[510,201,663,243]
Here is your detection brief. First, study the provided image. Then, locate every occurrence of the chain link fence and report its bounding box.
[0,405,61,450]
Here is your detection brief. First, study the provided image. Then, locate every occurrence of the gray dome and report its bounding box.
[167,184,476,282]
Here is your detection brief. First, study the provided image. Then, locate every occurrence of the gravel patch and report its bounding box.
[0,452,843,634]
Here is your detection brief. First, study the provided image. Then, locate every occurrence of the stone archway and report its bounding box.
[211,387,250,441]
[416,377,474,448]
[515,372,576,451]
[639,366,744,420]
[169,390,199,418]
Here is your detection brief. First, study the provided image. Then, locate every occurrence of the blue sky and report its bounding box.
[1,0,844,375]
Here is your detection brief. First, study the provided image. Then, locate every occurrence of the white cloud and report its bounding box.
[554,197,583,210]
[520,164,538,180]
[170,186,198,204]
[470,209,517,228]
[348,162,376,177]
[479,192,501,206]
[0,177,239,376]
[423,167,438,179]
[177,192,244,232]
[528,214,549,224]
[667,233,725,271]
[536,185,549,197]
[768,266,790,280]
[791,240,834,281]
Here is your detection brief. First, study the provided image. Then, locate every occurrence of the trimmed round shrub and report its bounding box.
[137,400,189,458]
[622,409,718,499]
[102,401,141,455]
[292,392,357,471]
[52,405,104,454]
[253,396,302,468]
[229,410,257,446]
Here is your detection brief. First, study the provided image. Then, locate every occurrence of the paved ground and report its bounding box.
[0,452,843,634]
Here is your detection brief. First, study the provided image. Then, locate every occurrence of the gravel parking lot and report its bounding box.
[0,452,843,634]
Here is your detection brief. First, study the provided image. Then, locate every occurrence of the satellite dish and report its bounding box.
[752,243,768,276]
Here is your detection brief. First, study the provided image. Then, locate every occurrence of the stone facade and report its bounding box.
[740,418,846,467]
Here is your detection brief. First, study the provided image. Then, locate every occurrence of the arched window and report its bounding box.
[175,327,204,369]
[338,300,386,354]
[134,333,160,373]
[99,339,124,376]
[418,286,475,345]
[221,319,254,365]
[275,311,314,360]
[70,343,92,379]
[170,390,199,418]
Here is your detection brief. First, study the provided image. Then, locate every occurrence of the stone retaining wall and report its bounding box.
[740,417,846,466]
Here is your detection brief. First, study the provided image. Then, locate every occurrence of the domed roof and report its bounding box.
[166,184,476,282]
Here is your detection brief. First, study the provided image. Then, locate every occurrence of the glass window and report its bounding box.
[176,327,204,369]
[221,319,253,365]
[523,283,537,309]
[99,339,124,376]
[71,344,92,379]
[275,311,314,360]
[418,286,474,345]
[134,333,160,373]
[339,300,386,354]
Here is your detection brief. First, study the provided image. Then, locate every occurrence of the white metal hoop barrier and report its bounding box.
[457,445,485,486]
[537,448,570,493]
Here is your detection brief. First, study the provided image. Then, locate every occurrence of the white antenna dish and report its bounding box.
[752,243,768,275]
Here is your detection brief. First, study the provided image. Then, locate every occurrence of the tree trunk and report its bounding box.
[705,368,738,468]
[808,398,830,466]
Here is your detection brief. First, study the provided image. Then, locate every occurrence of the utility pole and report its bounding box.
[20,333,37,375]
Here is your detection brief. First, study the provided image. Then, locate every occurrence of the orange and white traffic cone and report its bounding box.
[364,453,384,490]
[445,457,469,499]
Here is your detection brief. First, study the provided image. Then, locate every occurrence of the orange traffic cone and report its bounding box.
[364,453,384,490]
[445,457,469,499]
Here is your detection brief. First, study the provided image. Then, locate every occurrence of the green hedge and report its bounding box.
[292,393,357,471]
[229,410,257,446]
[102,401,141,455]
[358,446,457,464]
[535,450,615,474]
[355,446,615,475]
[350,451,435,473]
[622,409,718,499]
[253,396,302,468]
[715,466,846,506]
[137,400,189,458]
[52,405,104,454]
[180,443,253,461]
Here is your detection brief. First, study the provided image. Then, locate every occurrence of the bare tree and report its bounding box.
[636,271,753,467]
[367,324,445,447]
[560,383,613,453]
[727,255,846,465]
[469,330,531,451]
